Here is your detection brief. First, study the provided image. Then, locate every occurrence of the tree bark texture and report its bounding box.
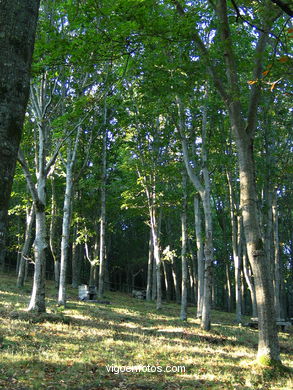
[180,171,188,321]
[227,172,242,322]
[146,232,153,301]
[58,128,81,306]
[98,124,107,299]
[17,205,35,288]
[49,177,60,288]
[194,195,204,318]
[214,0,280,363]
[0,0,40,267]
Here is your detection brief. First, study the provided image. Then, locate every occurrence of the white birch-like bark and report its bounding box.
[18,82,48,312]
[17,76,67,312]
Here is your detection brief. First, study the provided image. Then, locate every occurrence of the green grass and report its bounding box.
[0,272,292,389]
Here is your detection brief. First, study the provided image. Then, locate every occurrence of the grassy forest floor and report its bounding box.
[0,273,292,390]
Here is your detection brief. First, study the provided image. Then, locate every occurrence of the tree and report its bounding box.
[0,0,40,268]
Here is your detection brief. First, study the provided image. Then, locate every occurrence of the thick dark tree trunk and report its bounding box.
[0,0,40,267]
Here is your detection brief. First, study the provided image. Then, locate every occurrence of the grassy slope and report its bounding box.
[0,273,292,390]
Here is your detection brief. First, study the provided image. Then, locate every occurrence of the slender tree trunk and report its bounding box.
[178,92,213,330]
[225,263,232,312]
[152,254,157,300]
[71,226,81,288]
[201,191,213,331]
[243,249,258,318]
[194,195,204,318]
[272,191,281,320]
[49,177,60,288]
[235,215,243,323]
[58,165,73,305]
[146,231,153,301]
[16,217,22,275]
[98,125,107,299]
[188,239,198,305]
[0,0,40,268]
[58,126,81,305]
[152,216,162,310]
[227,172,242,322]
[162,261,170,302]
[17,205,35,288]
[28,199,47,312]
[180,171,188,320]
[200,94,213,331]
[171,260,180,304]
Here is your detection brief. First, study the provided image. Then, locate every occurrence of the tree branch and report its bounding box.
[17,149,39,204]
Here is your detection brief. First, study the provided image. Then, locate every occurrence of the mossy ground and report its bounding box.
[0,272,292,389]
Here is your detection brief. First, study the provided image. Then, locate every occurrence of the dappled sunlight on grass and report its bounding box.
[0,272,292,389]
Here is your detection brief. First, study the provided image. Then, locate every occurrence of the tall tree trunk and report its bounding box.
[98,124,107,299]
[194,195,204,318]
[238,140,279,362]
[171,260,180,304]
[188,239,198,305]
[152,254,157,300]
[162,261,170,302]
[17,205,35,288]
[28,204,47,312]
[200,94,213,331]
[146,231,153,301]
[227,172,242,322]
[58,127,81,306]
[201,190,213,331]
[71,226,81,288]
[151,215,162,310]
[0,0,40,267]
[180,171,188,321]
[178,92,213,330]
[49,177,60,288]
[272,191,281,320]
[174,0,280,361]
[216,0,280,363]
[58,165,74,305]
[243,249,258,318]
[18,76,61,313]
[225,263,232,312]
